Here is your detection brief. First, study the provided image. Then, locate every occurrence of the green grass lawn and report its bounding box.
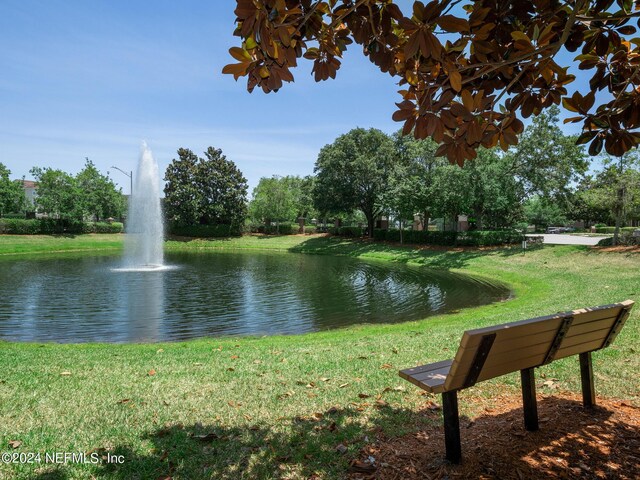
[0,234,638,479]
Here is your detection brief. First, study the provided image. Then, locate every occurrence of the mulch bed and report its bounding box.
[348,393,640,480]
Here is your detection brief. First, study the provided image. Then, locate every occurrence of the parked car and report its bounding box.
[546,226,575,234]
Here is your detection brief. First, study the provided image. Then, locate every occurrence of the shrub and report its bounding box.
[329,226,364,237]
[457,230,525,246]
[303,225,317,234]
[261,223,296,235]
[597,232,640,246]
[595,226,637,234]
[1,213,27,219]
[0,218,125,235]
[83,222,124,234]
[373,229,522,246]
[168,224,243,237]
[0,219,41,234]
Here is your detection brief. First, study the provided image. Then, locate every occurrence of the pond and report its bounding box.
[0,251,510,343]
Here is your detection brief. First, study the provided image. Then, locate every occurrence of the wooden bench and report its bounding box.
[399,300,635,464]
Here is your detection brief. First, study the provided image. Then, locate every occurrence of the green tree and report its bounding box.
[76,158,125,221]
[523,196,567,231]
[164,147,248,228]
[249,176,299,228]
[29,167,83,220]
[313,128,395,237]
[429,165,472,230]
[390,133,445,230]
[463,148,524,230]
[581,152,640,244]
[505,106,589,206]
[0,163,25,217]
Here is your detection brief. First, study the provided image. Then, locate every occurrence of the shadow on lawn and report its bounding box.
[288,236,542,270]
[89,404,429,480]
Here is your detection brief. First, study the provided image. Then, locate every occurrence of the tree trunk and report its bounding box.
[399,219,404,244]
[474,207,483,231]
[366,213,375,238]
[613,185,624,246]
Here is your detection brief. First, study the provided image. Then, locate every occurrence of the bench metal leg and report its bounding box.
[442,390,461,464]
[520,367,539,431]
[579,352,596,407]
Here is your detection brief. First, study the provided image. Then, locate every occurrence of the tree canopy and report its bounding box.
[164,147,248,227]
[0,163,25,217]
[225,1,640,164]
[76,158,126,221]
[30,167,83,220]
[313,127,395,236]
[250,175,315,226]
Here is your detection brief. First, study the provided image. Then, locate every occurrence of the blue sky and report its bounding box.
[0,1,588,194]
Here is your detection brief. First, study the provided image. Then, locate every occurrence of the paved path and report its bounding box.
[526,234,608,246]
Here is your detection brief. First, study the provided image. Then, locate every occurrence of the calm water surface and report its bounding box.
[0,251,510,343]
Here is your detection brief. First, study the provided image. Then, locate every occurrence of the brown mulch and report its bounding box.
[348,393,640,480]
[593,245,640,253]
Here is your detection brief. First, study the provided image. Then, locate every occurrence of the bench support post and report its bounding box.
[442,390,461,464]
[520,367,538,431]
[579,352,596,407]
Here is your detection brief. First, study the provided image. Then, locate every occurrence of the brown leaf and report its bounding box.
[438,15,469,33]
[349,460,377,473]
[335,443,348,454]
[147,369,156,376]
[358,393,371,399]
[9,440,22,449]
[449,69,462,92]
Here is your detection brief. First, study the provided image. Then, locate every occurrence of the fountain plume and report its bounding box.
[123,142,164,269]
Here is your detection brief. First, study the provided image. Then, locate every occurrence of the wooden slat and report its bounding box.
[459,304,628,350]
[412,365,451,384]
[399,359,452,377]
[399,360,452,394]
[567,315,617,337]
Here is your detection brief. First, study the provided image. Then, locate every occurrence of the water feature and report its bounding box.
[119,142,165,271]
[0,251,511,343]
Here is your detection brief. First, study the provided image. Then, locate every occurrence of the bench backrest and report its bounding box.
[443,300,634,392]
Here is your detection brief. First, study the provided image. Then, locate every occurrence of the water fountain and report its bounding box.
[116,142,167,271]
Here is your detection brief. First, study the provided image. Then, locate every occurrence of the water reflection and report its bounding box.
[0,252,510,343]
[125,270,164,342]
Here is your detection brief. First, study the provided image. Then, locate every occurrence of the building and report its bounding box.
[17,180,38,216]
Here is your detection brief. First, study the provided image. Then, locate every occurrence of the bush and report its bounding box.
[0,219,41,234]
[83,222,124,234]
[1,213,27,219]
[457,230,525,246]
[303,225,317,234]
[329,226,364,237]
[168,224,242,237]
[373,228,523,246]
[597,232,639,246]
[260,223,296,235]
[594,226,637,234]
[0,218,125,235]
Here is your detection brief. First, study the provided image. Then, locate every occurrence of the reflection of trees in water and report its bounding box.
[162,252,252,338]
[0,253,510,342]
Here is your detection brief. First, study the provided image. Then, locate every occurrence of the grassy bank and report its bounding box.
[0,234,638,479]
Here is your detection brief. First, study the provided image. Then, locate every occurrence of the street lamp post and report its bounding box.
[110,166,133,196]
